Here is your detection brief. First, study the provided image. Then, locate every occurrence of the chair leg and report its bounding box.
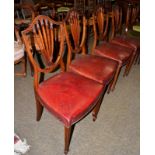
[134,48,140,65]
[107,80,113,94]
[123,53,136,76]
[109,65,121,92]
[36,99,44,121]
[134,51,140,65]
[92,93,104,121]
[64,126,74,155]
[137,55,140,64]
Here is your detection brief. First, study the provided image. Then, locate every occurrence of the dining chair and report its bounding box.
[14,26,27,77]
[22,15,105,154]
[91,7,133,92]
[15,3,35,76]
[109,5,140,72]
[63,9,118,94]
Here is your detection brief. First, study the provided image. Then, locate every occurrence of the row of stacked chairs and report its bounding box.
[16,4,140,155]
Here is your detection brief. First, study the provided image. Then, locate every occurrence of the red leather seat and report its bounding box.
[37,72,104,127]
[68,55,118,85]
[110,36,140,65]
[111,35,140,51]
[109,5,140,66]
[94,42,133,65]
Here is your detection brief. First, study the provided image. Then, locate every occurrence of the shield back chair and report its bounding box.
[91,7,133,92]
[14,26,27,77]
[64,9,118,94]
[109,5,140,72]
[14,3,35,76]
[22,15,105,155]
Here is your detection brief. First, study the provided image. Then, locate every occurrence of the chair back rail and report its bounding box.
[111,5,123,40]
[22,15,65,89]
[91,7,109,54]
[63,9,87,70]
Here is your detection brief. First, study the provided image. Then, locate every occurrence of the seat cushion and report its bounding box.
[69,55,118,85]
[94,42,132,65]
[111,35,140,51]
[37,72,104,127]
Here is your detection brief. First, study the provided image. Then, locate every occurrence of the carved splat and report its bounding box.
[112,5,122,33]
[96,7,105,36]
[67,11,81,50]
[94,7,109,40]
[63,9,87,69]
[32,18,55,66]
[22,15,65,88]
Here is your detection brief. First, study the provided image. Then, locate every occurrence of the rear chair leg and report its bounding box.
[107,80,113,94]
[110,65,121,92]
[124,53,136,76]
[134,52,140,65]
[36,99,44,121]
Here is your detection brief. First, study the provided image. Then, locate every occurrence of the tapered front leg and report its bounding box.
[64,126,72,155]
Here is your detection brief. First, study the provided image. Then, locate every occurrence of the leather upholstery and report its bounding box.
[111,35,140,51]
[37,72,104,127]
[69,55,118,85]
[94,42,133,65]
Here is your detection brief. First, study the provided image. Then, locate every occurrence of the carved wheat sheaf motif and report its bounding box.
[69,12,80,49]
[112,6,122,32]
[96,8,104,35]
[32,19,55,66]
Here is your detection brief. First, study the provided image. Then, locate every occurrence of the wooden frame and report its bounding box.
[22,14,104,154]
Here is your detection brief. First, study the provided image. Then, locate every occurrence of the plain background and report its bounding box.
[0,0,155,154]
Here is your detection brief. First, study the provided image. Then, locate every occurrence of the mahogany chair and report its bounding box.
[91,7,133,91]
[15,3,35,76]
[109,5,140,71]
[64,9,118,93]
[22,15,105,154]
[14,26,27,77]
